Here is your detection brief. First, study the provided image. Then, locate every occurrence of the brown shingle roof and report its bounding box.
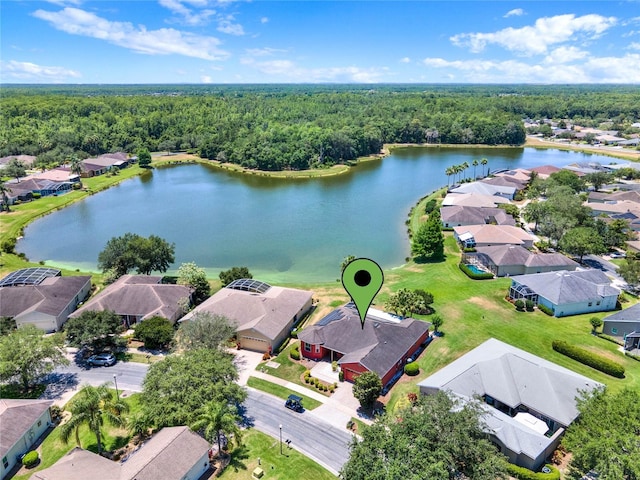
[440,206,515,226]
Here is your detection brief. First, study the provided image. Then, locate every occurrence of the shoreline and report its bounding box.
[2,141,638,281]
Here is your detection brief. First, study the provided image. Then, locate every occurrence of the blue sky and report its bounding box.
[2,1,640,84]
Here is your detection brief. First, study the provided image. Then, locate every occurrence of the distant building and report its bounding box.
[602,303,640,351]
[465,245,578,277]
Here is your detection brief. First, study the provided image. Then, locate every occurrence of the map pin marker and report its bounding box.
[341,258,384,329]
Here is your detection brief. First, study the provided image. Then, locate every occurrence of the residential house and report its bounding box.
[602,303,640,350]
[1,399,53,480]
[418,338,602,471]
[0,269,91,332]
[69,275,191,327]
[442,192,510,208]
[30,426,210,480]
[453,224,535,249]
[527,165,561,180]
[440,206,515,228]
[465,245,578,277]
[297,303,430,388]
[508,269,619,317]
[584,200,640,230]
[80,153,129,178]
[450,181,516,200]
[481,175,528,193]
[587,190,640,204]
[0,155,37,169]
[180,278,313,353]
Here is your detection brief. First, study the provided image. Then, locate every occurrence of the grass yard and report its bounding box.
[246,377,322,411]
[12,391,142,480]
[257,343,308,389]
[218,429,336,480]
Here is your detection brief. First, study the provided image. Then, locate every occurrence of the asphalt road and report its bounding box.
[45,360,353,475]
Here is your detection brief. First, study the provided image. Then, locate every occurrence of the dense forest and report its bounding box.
[1,84,639,171]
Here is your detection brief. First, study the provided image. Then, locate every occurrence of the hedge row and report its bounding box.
[595,333,624,347]
[507,464,560,480]
[552,340,625,378]
[290,345,300,360]
[458,263,494,280]
[537,303,554,316]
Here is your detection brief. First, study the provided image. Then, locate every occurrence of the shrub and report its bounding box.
[50,405,63,423]
[290,328,299,339]
[133,316,174,350]
[525,300,535,312]
[331,360,338,372]
[338,370,344,382]
[537,303,554,316]
[514,299,525,311]
[458,263,493,280]
[404,362,420,376]
[329,385,335,393]
[552,340,625,378]
[1,237,17,254]
[507,464,560,480]
[304,376,310,384]
[424,198,438,214]
[595,333,624,346]
[289,346,300,360]
[22,451,39,468]
[32,192,42,199]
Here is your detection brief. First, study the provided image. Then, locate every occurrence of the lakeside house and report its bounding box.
[449,181,516,200]
[526,165,561,180]
[0,268,91,332]
[464,245,578,277]
[508,270,620,317]
[69,275,191,327]
[1,399,53,480]
[453,224,535,249]
[440,205,515,228]
[418,338,603,471]
[80,153,130,177]
[180,278,313,353]
[29,426,210,480]
[442,192,511,208]
[297,303,431,389]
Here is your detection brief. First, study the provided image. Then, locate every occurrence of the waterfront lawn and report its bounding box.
[246,377,322,410]
[13,391,141,480]
[218,429,335,480]
[380,234,640,411]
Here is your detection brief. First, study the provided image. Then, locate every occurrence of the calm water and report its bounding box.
[18,147,613,283]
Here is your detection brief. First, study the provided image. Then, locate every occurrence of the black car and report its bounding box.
[285,394,304,412]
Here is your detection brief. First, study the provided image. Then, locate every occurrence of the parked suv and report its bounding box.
[87,352,116,367]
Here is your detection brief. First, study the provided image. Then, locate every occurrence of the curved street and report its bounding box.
[44,359,353,475]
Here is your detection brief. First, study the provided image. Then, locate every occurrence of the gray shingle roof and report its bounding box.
[0,399,53,458]
[510,270,619,304]
[602,302,640,323]
[474,245,578,268]
[418,338,602,460]
[440,206,515,226]
[450,181,516,197]
[298,304,430,379]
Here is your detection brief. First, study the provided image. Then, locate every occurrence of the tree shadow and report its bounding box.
[413,255,447,265]
[40,372,79,400]
[237,404,255,429]
[225,444,250,473]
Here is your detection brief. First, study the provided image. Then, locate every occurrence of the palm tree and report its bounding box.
[472,159,479,179]
[445,166,454,187]
[481,158,488,177]
[453,164,463,184]
[59,383,129,455]
[127,412,152,442]
[0,181,12,212]
[461,161,469,181]
[68,155,83,185]
[191,401,242,458]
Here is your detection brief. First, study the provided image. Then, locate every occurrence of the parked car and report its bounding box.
[609,251,626,259]
[87,352,116,367]
[284,394,304,412]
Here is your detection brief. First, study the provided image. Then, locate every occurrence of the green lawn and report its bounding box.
[218,429,336,480]
[257,343,308,389]
[246,377,322,410]
[13,391,141,480]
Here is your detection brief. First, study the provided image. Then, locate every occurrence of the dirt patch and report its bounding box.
[467,296,502,311]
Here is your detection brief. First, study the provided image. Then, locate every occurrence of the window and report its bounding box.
[37,420,42,427]
[596,301,601,306]
[612,328,618,334]
[588,302,593,307]
[315,345,320,353]
[304,343,311,352]
[2,456,8,469]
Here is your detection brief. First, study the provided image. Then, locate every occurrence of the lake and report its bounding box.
[17,146,614,283]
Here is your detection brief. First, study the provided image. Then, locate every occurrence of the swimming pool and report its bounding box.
[466,264,487,275]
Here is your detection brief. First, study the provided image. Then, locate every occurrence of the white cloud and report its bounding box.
[543,46,589,64]
[159,0,215,26]
[242,58,388,82]
[32,7,229,60]
[201,75,213,83]
[504,9,524,18]
[44,0,83,6]
[629,42,640,50]
[260,17,269,24]
[1,60,81,82]
[400,57,411,63]
[245,47,287,57]
[217,15,244,35]
[422,53,640,83]
[451,14,617,55]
